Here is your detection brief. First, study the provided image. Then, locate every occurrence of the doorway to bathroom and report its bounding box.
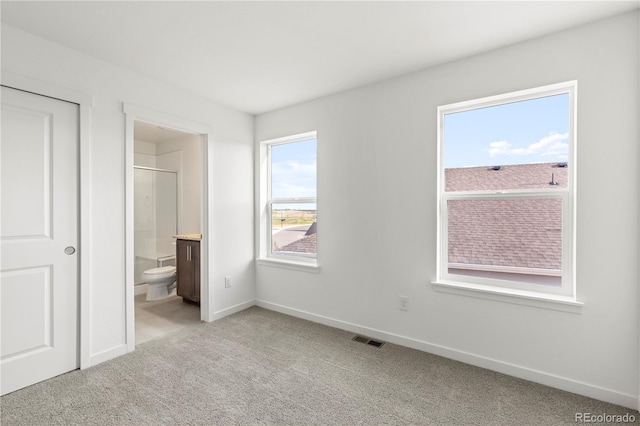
[124,104,213,351]
[133,121,202,345]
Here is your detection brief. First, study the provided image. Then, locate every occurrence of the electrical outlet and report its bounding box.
[399,296,409,311]
[225,276,231,288]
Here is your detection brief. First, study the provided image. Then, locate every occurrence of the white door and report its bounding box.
[1,86,79,395]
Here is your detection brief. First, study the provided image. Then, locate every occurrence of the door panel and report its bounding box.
[1,86,79,395]
[1,266,52,358]
[1,104,52,239]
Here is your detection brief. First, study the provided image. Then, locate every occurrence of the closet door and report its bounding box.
[1,86,79,395]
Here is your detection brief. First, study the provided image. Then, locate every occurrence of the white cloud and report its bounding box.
[486,132,569,159]
[487,140,513,157]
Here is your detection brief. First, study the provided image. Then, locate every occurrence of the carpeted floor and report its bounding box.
[1,306,637,425]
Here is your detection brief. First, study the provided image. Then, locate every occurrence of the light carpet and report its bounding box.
[1,307,637,425]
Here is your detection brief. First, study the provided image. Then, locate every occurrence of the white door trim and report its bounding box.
[123,103,214,352]
[1,70,93,369]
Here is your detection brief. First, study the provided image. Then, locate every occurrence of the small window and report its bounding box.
[437,82,576,298]
[260,132,317,264]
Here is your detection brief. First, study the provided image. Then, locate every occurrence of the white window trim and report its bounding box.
[256,257,320,273]
[433,81,579,307]
[257,131,318,269]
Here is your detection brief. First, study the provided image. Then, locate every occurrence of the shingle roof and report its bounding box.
[448,198,562,270]
[445,162,568,192]
[446,162,566,272]
[278,233,317,254]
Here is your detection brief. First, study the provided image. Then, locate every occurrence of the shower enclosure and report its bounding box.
[134,167,178,286]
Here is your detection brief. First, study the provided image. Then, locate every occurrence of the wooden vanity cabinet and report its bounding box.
[176,239,200,304]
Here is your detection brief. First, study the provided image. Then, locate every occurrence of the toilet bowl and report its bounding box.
[142,266,177,301]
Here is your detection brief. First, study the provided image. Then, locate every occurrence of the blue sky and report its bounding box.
[443,93,570,168]
[271,137,317,200]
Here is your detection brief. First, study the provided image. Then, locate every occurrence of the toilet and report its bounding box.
[142,265,177,301]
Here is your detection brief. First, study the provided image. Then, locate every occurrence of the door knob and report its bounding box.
[64,246,76,255]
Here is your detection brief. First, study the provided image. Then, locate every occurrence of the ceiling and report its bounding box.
[134,120,195,144]
[2,1,638,115]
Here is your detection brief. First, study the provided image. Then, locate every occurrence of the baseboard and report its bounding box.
[255,299,638,410]
[210,299,256,322]
[87,344,128,368]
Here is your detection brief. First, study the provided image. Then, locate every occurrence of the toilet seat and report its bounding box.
[142,266,176,281]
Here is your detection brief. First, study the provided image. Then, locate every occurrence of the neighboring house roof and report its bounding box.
[446,162,567,272]
[274,221,317,255]
[448,198,562,270]
[445,162,568,192]
[305,221,317,236]
[278,233,317,254]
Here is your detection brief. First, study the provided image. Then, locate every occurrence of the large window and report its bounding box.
[260,132,317,265]
[436,82,576,299]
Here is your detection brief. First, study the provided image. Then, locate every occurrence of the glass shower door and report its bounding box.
[134,167,178,285]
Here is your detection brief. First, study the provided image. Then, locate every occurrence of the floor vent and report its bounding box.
[352,335,385,348]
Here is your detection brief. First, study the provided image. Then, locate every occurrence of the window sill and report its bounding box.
[256,258,320,274]
[431,280,583,314]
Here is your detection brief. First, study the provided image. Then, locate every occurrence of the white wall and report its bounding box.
[156,133,202,235]
[1,25,256,364]
[255,11,639,408]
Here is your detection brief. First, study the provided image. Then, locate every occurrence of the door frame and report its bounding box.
[123,103,214,352]
[1,71,93,369]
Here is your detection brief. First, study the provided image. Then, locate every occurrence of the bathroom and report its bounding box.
[133,120,203,344]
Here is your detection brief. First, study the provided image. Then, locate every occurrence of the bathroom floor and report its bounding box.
[135,294,201,345]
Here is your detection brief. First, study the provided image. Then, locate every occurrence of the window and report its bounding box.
[259,132,317,266]
[436,82,576,299]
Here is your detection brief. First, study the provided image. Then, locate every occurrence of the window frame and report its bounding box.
[435,81,577,301]
[258,131,318,268]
